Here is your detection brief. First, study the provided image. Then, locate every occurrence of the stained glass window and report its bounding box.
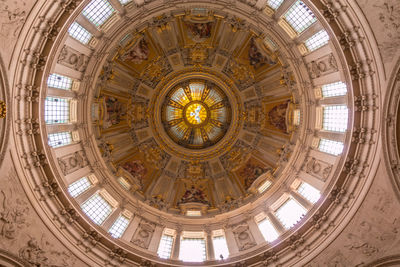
[108,215,130,238]
[81,193,113,225]
[323,105,348,132]
[45,97,70,124]
[68,22,92,44]
[297,182,321,204]
[48,132,72,148]
[68,177,92,197]
[257,218,279,242]
[321,82,347,97]
[275,198,307,229]
[157,234,174,259]
[47,74,73,90]
[305,30,329,51]
[284,1,316,33]
[82,0,115,27]
[318,139,344,155]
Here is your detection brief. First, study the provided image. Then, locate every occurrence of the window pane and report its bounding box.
[213,235,229,260]
[321,81,347,97]
[318,139,344,155]
[257,218,279,242]
[157,234,174,259]
[47,73,73,90]
[68,22,92,44]
[305,30,329,51]
[48,132,72,148]
[297,182,321,204]
[267,0,284,9]
[284,1,316,33]
[179,237,206,262]
[323,105,348,132]
[108,215,130,238]
[82,0,115,27]
[81,193,113,225]
[68,177,91,198]
[275,198,307,229]
[45,97,70,124]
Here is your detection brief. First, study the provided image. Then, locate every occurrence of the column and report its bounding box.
[205,230,215,260]
[247,218,265,245]
[290,190,313,210]
[171,227,182,260]
[223,226,239,255]
[121,214,141,242]
[74,184,100,205]
[101,207,122,231]
[265,210,285,234]
[148,224,164,252]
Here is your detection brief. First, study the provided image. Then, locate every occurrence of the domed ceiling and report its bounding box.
[92,12,297,216]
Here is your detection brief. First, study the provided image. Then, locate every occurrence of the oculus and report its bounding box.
[161,80,231,149]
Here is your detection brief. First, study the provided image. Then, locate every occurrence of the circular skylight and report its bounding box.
[161,80,231,149]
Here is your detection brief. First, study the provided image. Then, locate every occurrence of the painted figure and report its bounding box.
[121,38,149,63]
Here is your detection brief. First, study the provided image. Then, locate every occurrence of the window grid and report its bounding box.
[275,198,307,229]
[323,105,348,132]
[68,22,92,44]
[108,215,130,238]
[179,237,206,262]
[284,1,317,33]
[305,30,329,51]
[68,177,91,198]
[45,97,70,124]
[321,81,347,97]
[157,234,174,259]
[267,0,284,9]
[297,182,321,204]
[318,139,344,155]
[47,73,73,90]
[258,218,279,242]
[48,132,72,148]
[82,0,115,27]
[81,193,113,225]
[212,235,229,260]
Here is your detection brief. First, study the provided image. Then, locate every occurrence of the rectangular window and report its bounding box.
[275,198,307,229]
[179,237,206,262]
[108,215,130,238]
[297,182,321,204]
[267,0,284,10]
[213,235,229,260]
[257,218,279,242]
[48,132,72,148]
[157,234,174,259]
[318,139,344,155]
[68,22,92,44]
[81,193,113,225]
[305,30,329,51]
[284,1,316,33]
[82,0,115,27]
[258,180,272,193]
[45,97,70,124]
[68,177,92,198]
[47,74,73,90]
[321,81,347,97]
[323,105,348,132]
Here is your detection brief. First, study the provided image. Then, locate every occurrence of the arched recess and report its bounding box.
[0,249,28,267]
[383,57,400,200]
[0,55,10,168]
[363,254,400,267]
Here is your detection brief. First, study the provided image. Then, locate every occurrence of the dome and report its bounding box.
[1,0,396,266]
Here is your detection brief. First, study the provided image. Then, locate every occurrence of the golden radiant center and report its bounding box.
[185,102,208,125]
